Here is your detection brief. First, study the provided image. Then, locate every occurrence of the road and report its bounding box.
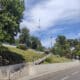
[31,65,80,80]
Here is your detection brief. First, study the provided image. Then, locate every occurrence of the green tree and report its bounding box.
[56,35,66,45]
[19,28,29,44]
[53,35,70,57]
[68,39,79,47]
[30,36,40,49]
[0,0,24,43]
[19,28,44,51]
[67,39,74,47]
[67,39,79,56]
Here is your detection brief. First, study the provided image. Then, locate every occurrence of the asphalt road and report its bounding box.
[31,65,80,80]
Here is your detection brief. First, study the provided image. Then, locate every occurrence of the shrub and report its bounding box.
[45,57,53,63]
[45,55,71,63]
[17,44,27,50]
[76,51,80,56]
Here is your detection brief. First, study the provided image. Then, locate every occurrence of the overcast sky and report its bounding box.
[20,0,80,48]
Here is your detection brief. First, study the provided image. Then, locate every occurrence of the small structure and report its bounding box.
[44,49,50,54]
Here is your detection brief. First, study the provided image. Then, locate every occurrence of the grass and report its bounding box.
[7,47,45,62]
[0,46,71,65]
[43,55,71,64]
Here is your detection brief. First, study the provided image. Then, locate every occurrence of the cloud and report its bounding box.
[77,33,80,37]
[21,0,80,31]
[20,0,80,47]
[41,37,56,48]
[66,32,80,39]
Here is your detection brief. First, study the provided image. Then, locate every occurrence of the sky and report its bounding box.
[20,0,80,48]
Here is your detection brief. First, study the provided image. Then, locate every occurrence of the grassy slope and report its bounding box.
[44,55,71,64]
[7,47,45,62]
[0,46,71,65]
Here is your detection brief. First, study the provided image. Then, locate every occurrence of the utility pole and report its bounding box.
[37,19,41,49]
[38,19,41,29]
[50,35,53,49]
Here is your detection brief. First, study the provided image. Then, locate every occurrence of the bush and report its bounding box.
[76,51,80,56]
[45,57,53,63]
[44,55,71,63]
[17,44,27,50]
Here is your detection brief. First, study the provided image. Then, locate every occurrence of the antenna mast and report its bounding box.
[38,19,40,29]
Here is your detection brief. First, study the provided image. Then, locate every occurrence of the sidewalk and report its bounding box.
[19,61,80,80]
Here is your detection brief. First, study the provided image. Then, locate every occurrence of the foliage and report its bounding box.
[76,51,80,56]
[19,28,44,51]
[19,28,29,44]
[51,35,80,58]
[68,39,79,47]
[7,47,45,62]
[0,0,24,43]
[68,39,80,56]
[30,36,41,49]
[15,39,19,46]
[53,35,70,57]
[0,46,45,66]
[37,46,45,51]
[44,55,71,63]
[0,46,25,66]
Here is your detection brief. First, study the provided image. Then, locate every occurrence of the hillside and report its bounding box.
[7,47,45,62]
[0,46,45,66]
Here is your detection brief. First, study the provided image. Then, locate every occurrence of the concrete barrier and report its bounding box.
[0,53,52,80]
[0,61,80,80]
[0,63,31,80]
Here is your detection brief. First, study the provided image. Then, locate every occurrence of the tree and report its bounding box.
[30,36,41,49]
[19,28,44,51]
[53,35,70,57]
[0,0,24,43]
[19,28,29,44]
[67,39,79,56]
[56,35,66,45]
[67,39,74,47]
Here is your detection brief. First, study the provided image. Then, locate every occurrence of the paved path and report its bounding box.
[31,65,80,80]
[18,61,80,80]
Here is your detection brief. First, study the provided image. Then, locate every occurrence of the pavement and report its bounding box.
[18,61,80,80]
[31,64,80,80]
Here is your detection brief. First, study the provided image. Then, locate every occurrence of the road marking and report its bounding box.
[61,76,69,80]
[71,71,79,75]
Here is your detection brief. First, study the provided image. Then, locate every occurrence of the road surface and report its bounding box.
[31,65,80,80]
